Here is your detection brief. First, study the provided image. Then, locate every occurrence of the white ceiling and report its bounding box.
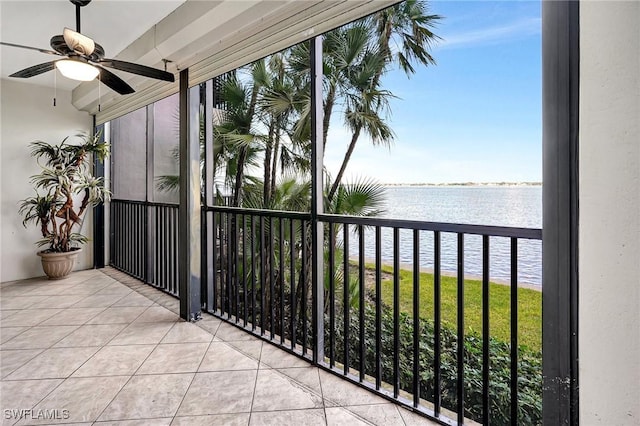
[0,0,185,91]
[1,0,400,117]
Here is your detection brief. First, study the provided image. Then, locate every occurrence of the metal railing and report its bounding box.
[318,214,542,425]
[202,206,315,359]
[203,207,542,425]
[110,199,179,296]
[111,201,542,425]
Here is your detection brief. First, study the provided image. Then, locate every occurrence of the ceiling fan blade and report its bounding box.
[96,66,135,95]
[0,41,62,56]
[99,59,175,82]
[9,61,58,78]
[63,27,95,56]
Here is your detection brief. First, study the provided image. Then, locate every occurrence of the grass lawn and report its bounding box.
[372,264,542,352]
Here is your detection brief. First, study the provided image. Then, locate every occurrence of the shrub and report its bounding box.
[327,303,542,425]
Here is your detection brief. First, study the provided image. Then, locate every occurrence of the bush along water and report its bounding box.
[326,303,542,425]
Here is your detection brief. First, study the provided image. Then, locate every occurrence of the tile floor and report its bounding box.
[1,268,438,426]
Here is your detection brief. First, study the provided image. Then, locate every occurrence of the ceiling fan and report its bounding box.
[0,0,175,95]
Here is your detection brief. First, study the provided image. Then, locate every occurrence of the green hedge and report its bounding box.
[326,304,542,425]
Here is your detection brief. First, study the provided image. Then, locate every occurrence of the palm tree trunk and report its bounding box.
[232,147,248,207]
[234,78,261,207]
[323,83,336,149]
[270,128,281,200]
[328,126,362,201]
[263,120,276,207]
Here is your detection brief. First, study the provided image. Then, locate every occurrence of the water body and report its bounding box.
[347,186,542,287]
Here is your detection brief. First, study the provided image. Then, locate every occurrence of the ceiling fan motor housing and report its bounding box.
[70,0,92,7]
[1,0,174,94]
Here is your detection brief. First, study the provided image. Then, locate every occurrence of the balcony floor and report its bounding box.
[1,268,436,426]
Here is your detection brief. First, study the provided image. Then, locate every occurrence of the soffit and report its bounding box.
[80,0,400,123]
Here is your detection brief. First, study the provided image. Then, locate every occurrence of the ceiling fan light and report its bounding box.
[55,59,99,81]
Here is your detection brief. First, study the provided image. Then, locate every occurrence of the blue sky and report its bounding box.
[323,0,542,184]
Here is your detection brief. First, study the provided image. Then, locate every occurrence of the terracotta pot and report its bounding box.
[37,248,82,280]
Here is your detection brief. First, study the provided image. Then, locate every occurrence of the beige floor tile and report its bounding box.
[40,308,107,326]
[225,340,263,360]
[0,349,44,378]
[53,324,128,347]
[171,414,250,426]
[0,379,62,425]
[248,409,326,425]
[195,317,221,336]
[260,344,308,369]
[0,327,29,344]
[215,323,260,342]
[325,407,370,425]
[72,294,126,308]
[6,347,100,379]
[0,285,38,298]
[21,284,79,296]
[0,269,437,426]
[1,326,79,350]
[0,310,20,320]
[94,419,172,426]
[86,307,147,324]
[318,370,388,406]
[198,342,259,372]
[161,322,213,344]
[0,309,63,327]
[110,294,155,308]
[275,367,322,395]
[345,404,406,425]
[24,376,130,424]
[108,322,173,345]
[1,296,48,310]
[31,295,86,309]
[94,284,134,297]
[251,369,323,412]
[136,343,209,374]
[72,345,155,377]
[56,281,112,295]
[155,298,179,312]
[134,306,180,323]
[176,371,256,416]
[99,373,194,421]
[398,407,443,425]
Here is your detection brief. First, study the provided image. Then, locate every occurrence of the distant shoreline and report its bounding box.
[353,256,542,292]
[382,182,542,187]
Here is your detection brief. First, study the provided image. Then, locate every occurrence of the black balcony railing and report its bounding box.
[110,199,179,296]
[110,201,542,425]
[317,214,542,425]
[202,206,315,358]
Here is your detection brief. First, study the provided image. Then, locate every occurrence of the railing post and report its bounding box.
[92,119,106,269]
[542,1,580,424]
[202,80,215,310]
[178,68,202,321]
[145,104,155,284]
[310,35,324,363]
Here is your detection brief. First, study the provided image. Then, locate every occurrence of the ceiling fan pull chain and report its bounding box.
[98,73,101,112]
[53,69,57,107]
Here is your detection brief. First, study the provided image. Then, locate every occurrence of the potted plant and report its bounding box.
[19,133,110,279]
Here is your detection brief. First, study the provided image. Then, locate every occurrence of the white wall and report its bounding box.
[0,79,92,282]
[579,2,640,424]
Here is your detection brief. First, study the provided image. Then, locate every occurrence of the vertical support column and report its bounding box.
[179,68,202,321]
[145,104,155,284]
[542,1,579,424]
[202,81,215,310]
[310,36,324,363]
[93,119,105,269]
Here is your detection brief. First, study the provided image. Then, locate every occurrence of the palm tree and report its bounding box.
[326,1,441,201]
[259,54,311,208]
